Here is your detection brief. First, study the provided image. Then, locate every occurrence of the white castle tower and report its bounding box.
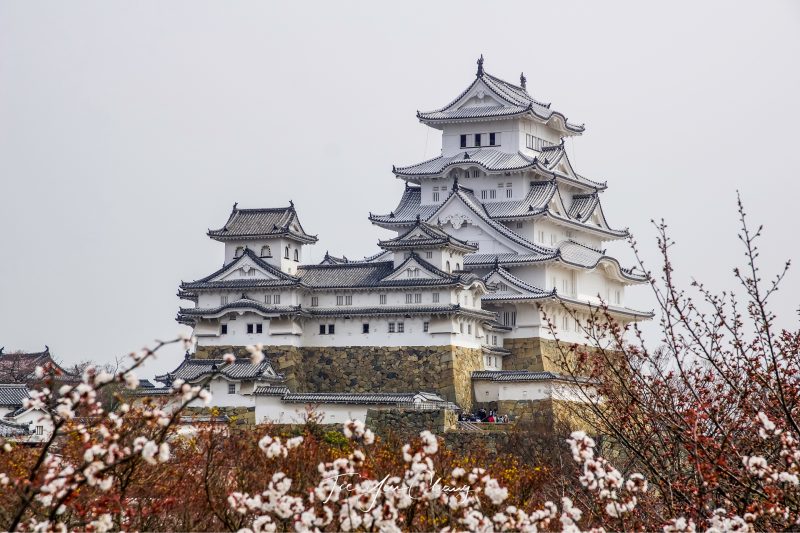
[171,57,650,414]
[369,56,650,370]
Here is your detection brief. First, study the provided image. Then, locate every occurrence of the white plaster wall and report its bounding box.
[223,238,306,275]
[255,396,370,424]
[441,119,515,157]
[12,408,54,443]
[0,406,11,417]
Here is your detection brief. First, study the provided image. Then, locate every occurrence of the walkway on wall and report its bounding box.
[457,421,484,432]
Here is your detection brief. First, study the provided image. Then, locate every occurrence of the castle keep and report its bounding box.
[152,57,650,423]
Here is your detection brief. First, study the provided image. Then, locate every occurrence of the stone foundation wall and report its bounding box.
[365,408,457,438]
[193,344,483,410]
[503,337,610,375]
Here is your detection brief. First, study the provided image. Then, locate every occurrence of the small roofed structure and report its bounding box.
[0,347,79,386]
[253,388,458,425]
[208,203,318,244]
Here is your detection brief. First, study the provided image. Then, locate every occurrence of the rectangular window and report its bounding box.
[471,169,479,178]
[228,383,236,394]
[256,323,263,334]
[414,293,422,303]
[432,293,440,303]
[379,294,387,305]
[562,279,569,293]
[481,190,488,200]
[311,296,319,307]
[492,335,498,345]
[467,324,472,334]
[247,324,254,334]
[433,192,440,202]
[336,295,344,306]
[506,188,513,198]
[221,295,229,305]
[405,294,413,304]
[459,322,464,333]
[474,134,481,147]
[539,231,545,243]
[362,323,369,334]
[511,311,517,326]
[460,134,467,148]
[397,322,404,333]
[516,222,523,228]
[388,322,395,333]
[562,315,570,331]
[489,190,496,199]
[425,251,433,259]
[36,425,43,435]
[423,321,429,332]
[327,324,335,334]
[345,295,352,305]
[221,324,228,335]
[274,295,280,304]
[489,132,496,145]
[264,294,272,305]
[319,324,326,335]
[615,290,621,304]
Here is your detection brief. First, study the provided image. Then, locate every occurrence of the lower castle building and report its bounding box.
[147,58,651,424]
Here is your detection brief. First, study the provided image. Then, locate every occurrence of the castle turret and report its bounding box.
[207,202,317,275]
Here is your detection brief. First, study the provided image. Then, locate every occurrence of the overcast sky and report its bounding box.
[1,1,799,378]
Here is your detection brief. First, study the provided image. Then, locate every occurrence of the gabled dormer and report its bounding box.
[378,215,478,271]
[208,202,318,274]
[416,56,584,158]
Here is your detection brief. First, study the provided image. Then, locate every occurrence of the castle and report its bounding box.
[148,57,650,425]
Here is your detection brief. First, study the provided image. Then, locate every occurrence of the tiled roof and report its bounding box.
[297,254,482,289]
[481,267,554,302]
[155,357,283,386]
[464,253,554,268]
[280,391,450,405]
[0,418,31,438]
[557,240,647,282]
[127,387,173,397]
[252,385,291,396]
[416,66,583,134]
[567,193,600,222]
[378,218,478,252]
[0,347,78,384]
[0,384,29,407]
[178,299,303,323]
[481,345,512,356]
[471,370,565,382]
[307,304,496,320]
[208,203,318,244]
[369,186,439,225]
[395,149,536,176]
[182,248,300,290]
[483,180,557,219]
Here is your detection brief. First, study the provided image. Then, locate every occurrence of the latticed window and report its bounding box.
[379,294,386,305]
[261,245,271,257]
[311,296,319,307]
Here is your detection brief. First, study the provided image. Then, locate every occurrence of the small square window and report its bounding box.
[337,295,344,305]
[468,324,472,334]
[221,295,229,305]
[274,295,280,304]
[228,383,236,394]
[432,293,439,303]
[36,425,43,435]
[247,324,254,334]
[388,322,395,333]
[425,251,433,259]
[311,296,319,307]
[345,295,352,305]
[362,323,369,334]
[423,321,429,332]
[319,324,326,335]
[265,294,272,304]
[397,322,405,333]
[328,324,335,334]
[256,323,263,334]
[221,324,228,335]
[405,294,413,303]
[379,294,387,305]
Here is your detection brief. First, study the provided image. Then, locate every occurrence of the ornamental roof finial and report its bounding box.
[232,202,238,211]
[416,214,421,223]
[289,199,294,208]
[453,175,459,190]
[477,54,484,77]
[520,72,527,89]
